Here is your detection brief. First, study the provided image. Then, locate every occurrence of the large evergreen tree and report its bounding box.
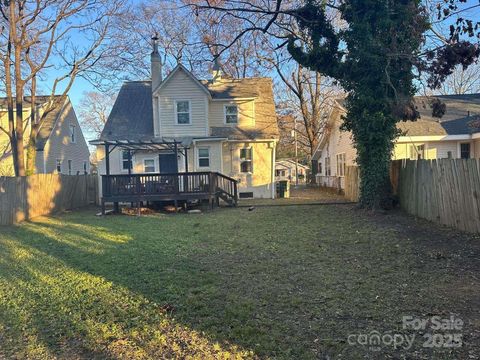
[192,0,479,209]
[288,0,428,208]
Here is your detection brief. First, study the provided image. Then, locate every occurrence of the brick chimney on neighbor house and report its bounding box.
[151,33,162,90]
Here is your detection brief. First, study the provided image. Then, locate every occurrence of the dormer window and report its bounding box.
[225,105,238,124]
[176,100,191,124]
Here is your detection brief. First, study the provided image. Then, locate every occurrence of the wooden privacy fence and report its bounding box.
[397,159,480,233]
[0,174,98,225]
[344,166,360,202]
[344,159,480,233]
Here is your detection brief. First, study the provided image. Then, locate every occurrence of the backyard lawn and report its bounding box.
[0,201,479,359]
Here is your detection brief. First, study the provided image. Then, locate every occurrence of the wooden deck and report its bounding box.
[101,172,238,213]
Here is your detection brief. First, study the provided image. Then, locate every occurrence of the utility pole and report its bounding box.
[292,117,299,187]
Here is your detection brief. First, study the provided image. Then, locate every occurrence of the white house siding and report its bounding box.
[42,101,90,175]
[208,100,255,128]
[393,141,465,160]
[157,69,209,137]
[316,115,355,189]
[191,140,223,172]
[222,141,275,198]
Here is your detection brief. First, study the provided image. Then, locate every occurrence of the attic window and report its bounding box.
[176,100,191,124]
[225,105,238,124]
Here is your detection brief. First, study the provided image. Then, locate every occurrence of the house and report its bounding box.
[93,38,279,207]
[313,93,480,189]
[275,159,309,184]
[0,96,90,176]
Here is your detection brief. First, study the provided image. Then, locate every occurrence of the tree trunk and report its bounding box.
[26,76,37,175]
[14,66,25,176]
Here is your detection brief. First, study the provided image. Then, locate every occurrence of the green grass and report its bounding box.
[0,204,479,359]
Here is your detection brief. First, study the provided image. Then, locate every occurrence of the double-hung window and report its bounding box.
[176,100,191,124]
[68,160,72,175]
[336,153,346,177]
[318,161,322,175]
[144,159,155,173]
[56,159,62,173]
[325,157,331,176]
[225,105,238,124]
[198,147,210,167]
[240,148,253,173]
[460,143,471,159]
[83,161,88,174]
[122,150,132,171]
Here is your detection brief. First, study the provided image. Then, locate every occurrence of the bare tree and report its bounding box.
[78,91,116,140]
[273,61,341,159]
[0,0,125,176]
[439,63,480,95]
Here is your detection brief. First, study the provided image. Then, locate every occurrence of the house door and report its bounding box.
[159,153,178,173]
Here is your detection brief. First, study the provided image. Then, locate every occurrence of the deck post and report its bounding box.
[127,150,132,175]
[184,148,188,172]
[105,144,110,176]
[184,148,189,191]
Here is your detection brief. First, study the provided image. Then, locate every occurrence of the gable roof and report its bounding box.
[153,64,211,96]
[0,95,67,150]
[331,93,480,137]
[100,81,154,141]
[101,76,279,142]
[398,93,480,136]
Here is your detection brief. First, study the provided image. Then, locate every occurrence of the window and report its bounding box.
[83,161,88,174]
[225,105,238,124]
[276,169,286,177]
[336,153,346,177]
[122,150,132,171]
[325,157,331,176]
[410,144,425,160]
[460,143,471,159]
[56,159,62,173]
[198,147,210,167]
[318,161,322,175]
[176,100,191,124]
[143,159,155,173]
[240,148,253,173]
[68,160,72,175]
[70,125,76,143]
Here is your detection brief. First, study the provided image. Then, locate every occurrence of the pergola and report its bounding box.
[89,139,191,175]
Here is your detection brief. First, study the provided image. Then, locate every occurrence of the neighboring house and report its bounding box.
[275,159,309,184]
[313,93,480,190]
[0,96,90,176]
[94,41,279,199]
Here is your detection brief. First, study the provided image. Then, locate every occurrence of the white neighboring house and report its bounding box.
[312,93,480,190]
[275,159,309,184]
[0,96,90,176]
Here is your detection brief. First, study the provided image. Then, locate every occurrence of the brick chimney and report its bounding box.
[151,33,162,90]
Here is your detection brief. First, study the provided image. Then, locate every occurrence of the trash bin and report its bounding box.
[276,180,290,198]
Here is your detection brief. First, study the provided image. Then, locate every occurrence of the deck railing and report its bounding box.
[102,171,237,205]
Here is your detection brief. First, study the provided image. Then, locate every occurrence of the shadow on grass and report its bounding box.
[1,206,479,359]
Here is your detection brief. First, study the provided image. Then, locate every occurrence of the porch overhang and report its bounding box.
[89,138,192,176]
